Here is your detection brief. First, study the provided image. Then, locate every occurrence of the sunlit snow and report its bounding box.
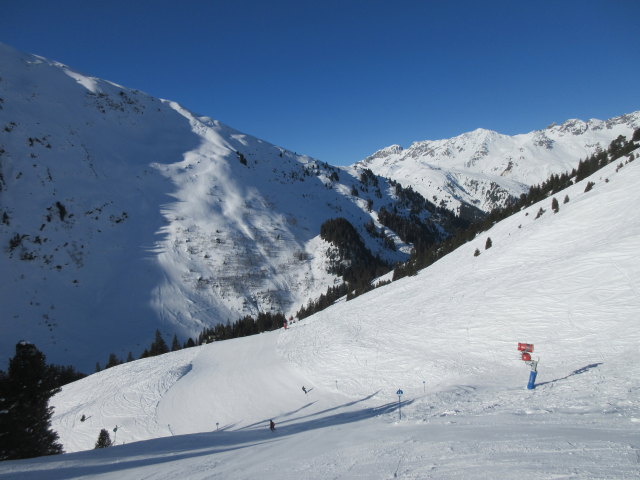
[2,151,638,479]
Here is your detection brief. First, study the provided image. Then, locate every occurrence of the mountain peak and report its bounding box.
[0,44,429,370]
[362,144,403,164]
[355,112,639,213]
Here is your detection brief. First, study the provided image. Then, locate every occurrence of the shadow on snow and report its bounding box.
[536,362,603,387]
[1,393,412,480]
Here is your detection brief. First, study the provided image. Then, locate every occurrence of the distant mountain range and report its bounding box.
[356,112,639,212]
[1,42,637,370]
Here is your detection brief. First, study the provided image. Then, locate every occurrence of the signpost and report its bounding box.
[396,389,403,420]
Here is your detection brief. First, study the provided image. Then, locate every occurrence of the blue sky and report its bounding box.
[2,0,639,165]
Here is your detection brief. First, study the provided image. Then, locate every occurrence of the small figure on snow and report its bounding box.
[80,414,86,422]
[302,386,307,394]
[283,319,288,329]
[269,419,275,431]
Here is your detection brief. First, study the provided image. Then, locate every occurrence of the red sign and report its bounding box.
[517,343,534,353]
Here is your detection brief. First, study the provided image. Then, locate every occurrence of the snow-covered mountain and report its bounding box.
[0,44,442,371]
[355,112,640,212]
[1,41,638,376]
[2,134,639,479]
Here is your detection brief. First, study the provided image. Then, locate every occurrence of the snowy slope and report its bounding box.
[0,43,418,371]
[1,139,637,479]
[356,112,640,213]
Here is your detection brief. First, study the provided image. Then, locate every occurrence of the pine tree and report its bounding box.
[474,248,480,257]
[0,342,64,460]
[551,197,559,213]
[94,428,112,449]
[149,330,169,356]
[105,353,120,369]
[485,237,492,250]
[171,334,181,352]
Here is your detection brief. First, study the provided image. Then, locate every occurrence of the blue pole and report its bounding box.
[527,370,537,389]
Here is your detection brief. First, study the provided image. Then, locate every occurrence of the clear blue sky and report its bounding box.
[2,0,639,165]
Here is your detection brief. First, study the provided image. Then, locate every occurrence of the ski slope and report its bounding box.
[2,146,639,478]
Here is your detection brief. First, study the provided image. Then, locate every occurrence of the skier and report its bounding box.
[302,386,307,394]
[269,419,275,431]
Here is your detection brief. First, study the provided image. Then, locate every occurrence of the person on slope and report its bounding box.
[302,386,307,394]
[269,419,275,431]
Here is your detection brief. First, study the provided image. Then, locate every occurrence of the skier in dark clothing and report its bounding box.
[302,386,307,394]
[269,419,275,431]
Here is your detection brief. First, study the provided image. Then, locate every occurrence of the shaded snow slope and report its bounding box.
[356,112,640,213]
[0,43,415,370]
[1,141,635,478]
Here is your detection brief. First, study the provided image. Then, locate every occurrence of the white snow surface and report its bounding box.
[1,145,639,479]
[356,114,640,213]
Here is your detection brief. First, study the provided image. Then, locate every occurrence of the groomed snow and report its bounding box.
[2,145,639,479]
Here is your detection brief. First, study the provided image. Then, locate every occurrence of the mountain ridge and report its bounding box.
[0,44,443,370]
[356,110,640,212]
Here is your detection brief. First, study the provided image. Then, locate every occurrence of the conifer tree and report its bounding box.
[485,237,492,249]
[551,197,559,213]
[94,429,112,449]
[105,353,120,369]
[171,334,181,352]
[0,342,63,460]
[149,330,169,356]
